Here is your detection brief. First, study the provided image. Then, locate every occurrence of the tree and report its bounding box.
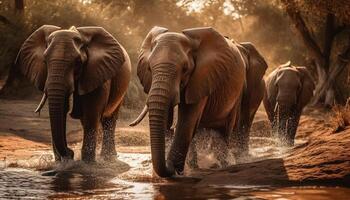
[281,0,350,106]
[180,0,307,70]
[0,0,200,107]
[15,0,24,13]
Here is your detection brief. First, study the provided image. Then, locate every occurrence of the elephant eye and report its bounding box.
[151,42,156,51]
[182,63,190,74]
[182,66,188,74]
[73,37,82,45]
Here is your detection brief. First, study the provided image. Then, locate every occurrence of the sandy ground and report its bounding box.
[0,98,268,163]
[0,99,150,165]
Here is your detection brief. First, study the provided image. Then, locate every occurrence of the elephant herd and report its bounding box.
[14,25,315,177]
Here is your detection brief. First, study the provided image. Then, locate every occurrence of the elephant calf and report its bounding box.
[15,25,131,164]
[263,61,315,146]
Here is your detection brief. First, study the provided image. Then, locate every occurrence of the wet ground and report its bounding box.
[0,99,350,199]
[1,150,350,200]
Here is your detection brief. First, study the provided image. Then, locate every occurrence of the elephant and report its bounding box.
[15,25,131,163]
[263,61,315,146]
[130,26,268,177]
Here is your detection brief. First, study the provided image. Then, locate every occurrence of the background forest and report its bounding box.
[0,0,349,109]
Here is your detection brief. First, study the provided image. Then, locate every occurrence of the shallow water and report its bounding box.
[1,130,349,199]
[1,154,349,199]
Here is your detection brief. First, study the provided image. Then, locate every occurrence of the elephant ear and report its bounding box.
[137,26,168,93]
[77,27,125,95]
[183,27,239,104]
[15,25,61,91]
[296,66,315,109]
[239,42,268,75]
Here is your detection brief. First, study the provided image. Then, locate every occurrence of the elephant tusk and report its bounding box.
[129,105,148,127]
[273,102,280,132]
[34,93,47,114]
[274,102,279,114]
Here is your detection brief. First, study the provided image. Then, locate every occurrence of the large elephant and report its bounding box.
[263,61,315,146]
[15,25,131,163]
[130,26,267,177]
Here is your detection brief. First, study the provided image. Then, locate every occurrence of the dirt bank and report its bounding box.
[198,108,350,186]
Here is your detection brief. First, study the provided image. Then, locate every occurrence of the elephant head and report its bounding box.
[131,26,243,177]
[272,62,315,145]
[15,25,125,160]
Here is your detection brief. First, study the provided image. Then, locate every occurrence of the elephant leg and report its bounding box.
[238,80,265,157]
[81,117,100,163]
[167,98,207,174]
[218,139,229,167]
[80,85,108,163]
[235,104,251,157]
[52,142,61,161]
[236,125,249,156]
[100,108,119,161]
[287,112,301,146]
[188,140,199,169]
[277,114,288,145]
[80,97,103,163]
[263,95,275,124]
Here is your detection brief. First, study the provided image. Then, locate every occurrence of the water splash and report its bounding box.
[186,129,236,170]
[161,127,299,173]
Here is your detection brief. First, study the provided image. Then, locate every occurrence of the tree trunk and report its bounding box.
[15,0,24,13]
[281,0,348,106]
[312,39,350,106]
[313,61,336,106]
[0,67,40,99]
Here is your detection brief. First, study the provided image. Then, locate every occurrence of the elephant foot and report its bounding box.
[219,159,229,168]
[54,154,61,162]
[81,155,96,163]
[165,160,176,176]
[175,169,184,176]
[82,158,97,164]
[101,152,118,162]
[65,148,75,160]
[277,136,294,147]
[101,146,117,160]
[168,160,187,176]
[81,150,96,163]
[284,139,294,147]
[188,157,199,169]
[210,163,220,169]
[234,149,250,164]
[54,148,74,162]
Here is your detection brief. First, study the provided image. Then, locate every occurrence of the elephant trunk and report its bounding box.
[275,103,294,146]
[47,60,74,160]
[148,64,177,177]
